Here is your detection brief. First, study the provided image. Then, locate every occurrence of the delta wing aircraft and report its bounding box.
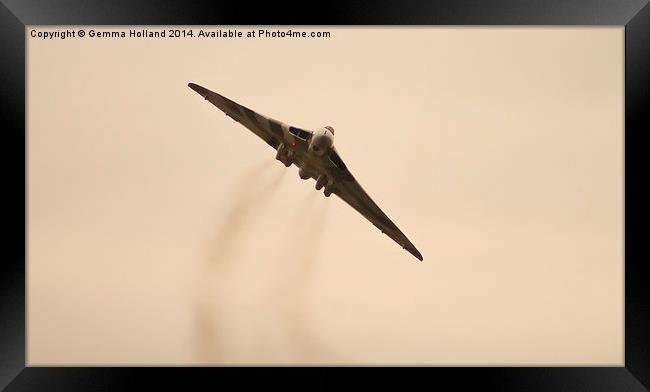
[188,83,423,261]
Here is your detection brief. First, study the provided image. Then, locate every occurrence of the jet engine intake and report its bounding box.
[299,168,310,180]
[275,143,293,167]
[315,175,328,190]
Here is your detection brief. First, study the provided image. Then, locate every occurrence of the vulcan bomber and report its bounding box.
[188,83,423,261]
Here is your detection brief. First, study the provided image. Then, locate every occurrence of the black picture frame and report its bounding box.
[1,0,648,390]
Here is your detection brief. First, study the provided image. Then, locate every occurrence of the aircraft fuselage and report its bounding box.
[276,125,337,196]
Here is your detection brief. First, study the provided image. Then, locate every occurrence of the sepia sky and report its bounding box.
[27,27,623,365]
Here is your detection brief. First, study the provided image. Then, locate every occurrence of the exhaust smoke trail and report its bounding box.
[194,160,286,363]
[204,160,285,272]
[270,191,335,363]
[194,161,338,364]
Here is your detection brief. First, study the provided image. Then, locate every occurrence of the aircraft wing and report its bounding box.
[327,147,423,261]
[188,82,301,150]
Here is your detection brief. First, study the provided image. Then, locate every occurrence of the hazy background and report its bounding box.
[27,27,623,365]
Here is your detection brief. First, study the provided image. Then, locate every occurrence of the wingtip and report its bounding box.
[407,247,424,262]
[187,82,214,100]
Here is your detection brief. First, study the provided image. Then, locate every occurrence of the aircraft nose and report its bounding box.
[315,134,332,149]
